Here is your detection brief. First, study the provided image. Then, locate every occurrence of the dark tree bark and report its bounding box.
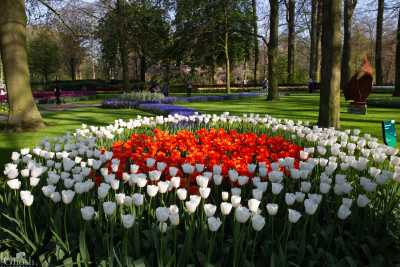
[116,0,130,91]
[318,0,342,128]
[140,55,146,83]
[375,0,384,85]
[316,0,322,81]
[69,58,76,80]
[0,0,43,129]
[340,0,357,91]
[252,0,259,84]
[394,8,400,97]
[287,0,296,83]
[267,0,279,100]
[309,0,318,81]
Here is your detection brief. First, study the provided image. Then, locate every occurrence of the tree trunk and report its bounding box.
[224,2,231,94]
[252,0,258,84]
[70,58,76,80]
[318,0,342,128]
[316,0,322,81]
[375,0,384,85]
[225,30,231,94]
[287,0,295,83]
[267,0,279,100]
[140,55,146,82]
[117,0,129,91]
[394,8,400,97]
[0,0,43,129]
[309,0,318,81]
[341,0,357,91]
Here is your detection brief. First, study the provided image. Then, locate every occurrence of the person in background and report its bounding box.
[186,81,193,97]
[261,78,269,95]
[54,84,61,105]
[162,81,169,97]
[308,77,315,93]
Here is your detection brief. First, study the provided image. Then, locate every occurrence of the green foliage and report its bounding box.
[28,30,60,83]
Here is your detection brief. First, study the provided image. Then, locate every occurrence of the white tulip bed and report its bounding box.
[1,113,400,266]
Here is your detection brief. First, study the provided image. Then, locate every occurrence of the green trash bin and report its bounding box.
[382,120,397,147]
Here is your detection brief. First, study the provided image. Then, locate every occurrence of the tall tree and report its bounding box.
[116,0,130,91]
[286,0,296,83]
[309,0,318,82]
[394,7,400,97]
[252,0,258,83]
[315,0,322,81]
[318,0,342,128]
[0,0,43,129]
[267,0,279,100]
[340,0,357,91]
[375,0,384,85]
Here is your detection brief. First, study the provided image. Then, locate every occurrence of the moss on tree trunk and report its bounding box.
[0,0,43,130]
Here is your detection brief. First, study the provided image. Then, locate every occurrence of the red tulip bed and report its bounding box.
[1,114,400,266]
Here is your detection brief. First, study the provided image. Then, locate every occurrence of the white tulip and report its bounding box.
[136,177,148,188]
[231,187,241,196]
[271,183,283,195]
[103,201,117,216]
[169,167,178,177]
[115,193,126,205]
[130,164,139,174]
[199,187,211,199]
[288,209,302,223]
[295,192,305,203]
[213,174,223,185]
[124,196,133,206]
[169,213,180,226]
[42,185,56,197]
[147,185,159,197]
[176,188,187,200]
[337,205,351,220]
[157,162,167,172]
[185,200,198,214]
[248,199,261,213]
[357,194,370,207]
[266,203,279,216]
[110,179,120,190]
[228,169,239,182]
[158,181,169,194]
[222,191,229,201]
[81,206,95,221]
[182,163,194,174]
[62,190,75,204]
[212,165,222,175]
[146,158,156,168]
[231,195,241,208]
[149,170,162,181]
[122,214,135,229]
[196,175,209,188]
[300,182,311,193]
[156,207,170,222]
[204,204,217,217]
[285,193,296,206]
[20,191,34,206]
[7,179,21,190]
[170,177,180,188]
[235,206,251,223]
[207,216,222,232]
[251,214,265,231]
[21,169,30,177]
[304,199,318,215]
[50,192,61,203]
[132,193,144,206]
[220,202,233,215]
[319,183,331,194]
[252,189,263,201]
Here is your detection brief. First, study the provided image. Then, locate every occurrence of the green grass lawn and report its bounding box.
[0,93,399,168]
[0,108,151,167]
[179,94,400,144]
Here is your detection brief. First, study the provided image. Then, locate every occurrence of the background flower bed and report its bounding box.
[101,92,263,109]
[1,113,400,266]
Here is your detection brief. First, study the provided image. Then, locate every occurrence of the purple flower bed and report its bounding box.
[102,92,262,109]
[137,103,197,116]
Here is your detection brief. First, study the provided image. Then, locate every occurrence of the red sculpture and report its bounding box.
[344,56,373,104]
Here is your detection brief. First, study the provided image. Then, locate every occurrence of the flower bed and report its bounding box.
[136,103,197,116]
[1,113,400,266]
[101,92,263,109]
